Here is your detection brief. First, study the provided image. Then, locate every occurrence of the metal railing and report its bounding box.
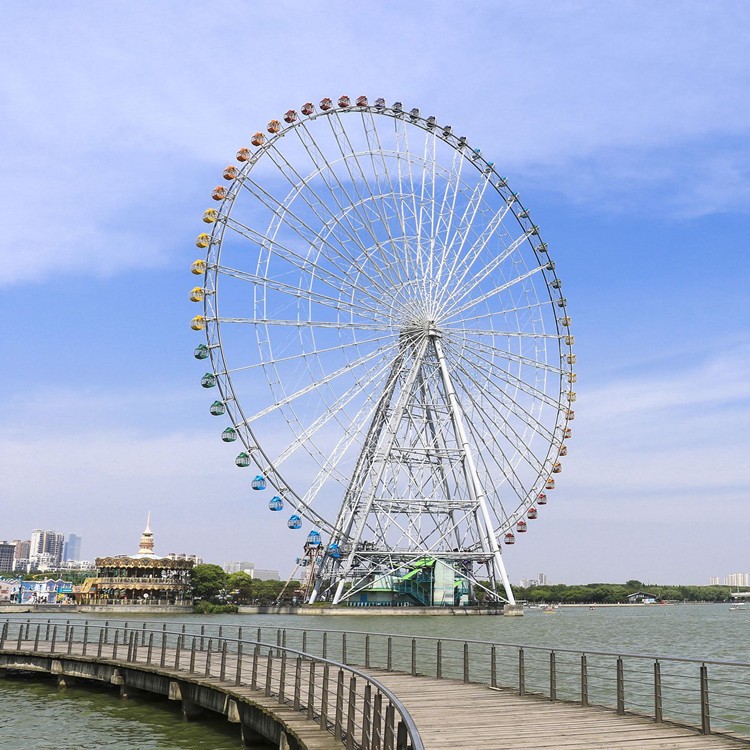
[0,619,423,750]
[254,625,750,741]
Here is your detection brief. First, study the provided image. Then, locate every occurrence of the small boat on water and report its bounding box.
[729,603,746,612]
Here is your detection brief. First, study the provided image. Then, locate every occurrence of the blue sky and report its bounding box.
[2,1,749,585]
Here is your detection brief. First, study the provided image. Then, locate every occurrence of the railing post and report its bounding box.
[97,628,104,658]
[616,656,625,715]
[0,621,7,649]
[279,650,287,703]
[220,640,228,681]
[519,647,525,695]
[67,626,74,655]
[174,631,182,670]
[294,655,302,710]
[147,632,154,665]
[581,653,589,706]
[200,624,205,651]
[82,623,89,655]
[700,663,711,734]
[491,645,497,687]
[320,663,330,730]
[16,624,23,651]
[334,669,345,742]
[45,620,51,641]
[160,629,166,668]
[463,642,469,683]
[323,631,328,659]
[204,638,212,677]
[265,650,273,697]
[342,632,347,665]
[365,634,370,668]
[276,628,282,657]
[302,630,307,654]
[252,645,259,690]
[384,703,395,750]
[437,640,442,679]
[235,644,244,686]
[113,629,120,659]
[396,721,408,750]
[362,682,372,750]
[372,691,383,750]
[387,637,392,671]
[33,624,40,652]
[306,660,316,719]
[346,675,356,750]
[654,659,662,722]
[411,638,417,676]
[550,651,557,701]
[51,624,58,653]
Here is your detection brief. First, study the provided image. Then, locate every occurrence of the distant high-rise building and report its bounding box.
[63,534,82,561]
[225,561,255,574]
[710,576,720,586]
[724,572,750,588]
[538,573,547,585]
[0,542,15,571]
[29,529,65,568]
[253,569,280,581]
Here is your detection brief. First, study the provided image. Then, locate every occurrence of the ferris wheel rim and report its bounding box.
[194,96,575,543]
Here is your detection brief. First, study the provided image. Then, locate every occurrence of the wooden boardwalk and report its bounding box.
[369,669,747,750]
[1,634,748,750]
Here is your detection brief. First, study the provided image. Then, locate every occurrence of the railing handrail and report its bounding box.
[0,618,424,750]
[11,616,746,670]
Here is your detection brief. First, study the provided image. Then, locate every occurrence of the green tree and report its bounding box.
[227,571,255,603]
[191,564,228,602]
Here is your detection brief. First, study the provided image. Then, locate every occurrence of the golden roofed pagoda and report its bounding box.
[79,514,193,609]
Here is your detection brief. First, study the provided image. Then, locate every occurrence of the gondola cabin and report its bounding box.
[287,514,302,529]
[504,532,516,545]
[536,493,547,505]
[251,475,266,491]
[516,520,528,533]
[527,507,538,519]
[269,496,283,511]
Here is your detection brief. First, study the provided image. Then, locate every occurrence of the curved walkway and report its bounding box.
[370,669,746,749]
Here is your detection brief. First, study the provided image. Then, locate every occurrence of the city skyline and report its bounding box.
[2,2,749,584]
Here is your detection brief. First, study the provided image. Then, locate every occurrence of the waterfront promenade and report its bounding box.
[2,619,750,749]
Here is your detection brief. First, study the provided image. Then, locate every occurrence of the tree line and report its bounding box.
[510,580,736,604]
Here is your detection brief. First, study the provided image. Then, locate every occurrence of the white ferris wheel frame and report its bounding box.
[191,97,576,605]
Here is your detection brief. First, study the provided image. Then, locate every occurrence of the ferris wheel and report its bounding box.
[189,96,576,606]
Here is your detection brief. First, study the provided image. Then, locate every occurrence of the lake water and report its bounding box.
[1,604,747,748]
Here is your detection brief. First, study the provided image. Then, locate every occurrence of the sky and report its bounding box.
[2,1,749,586]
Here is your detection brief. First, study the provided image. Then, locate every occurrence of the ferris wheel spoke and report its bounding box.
[456,297,557,326]
[430,143,467,311]
[246,338,398,424]
[329,112,411,284]
[222,331,397,374]
[359,112,411,259]
[295,120,406,291]
[451,365,538,500]
[443,262,547,321]
[449,351,557,449]
[267,137,405,294]
[299,357,409,512]
[453,333,564,375]
[452,340,561,412]
[217,317,397,332]
[439,228,535,314]
[394,117,421,281]
[239,175,396,299]
[270,353,397,488]
[223,216,385,307]
[438,168,493,287]
[216,264,386,320]
[446,327,562,340]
